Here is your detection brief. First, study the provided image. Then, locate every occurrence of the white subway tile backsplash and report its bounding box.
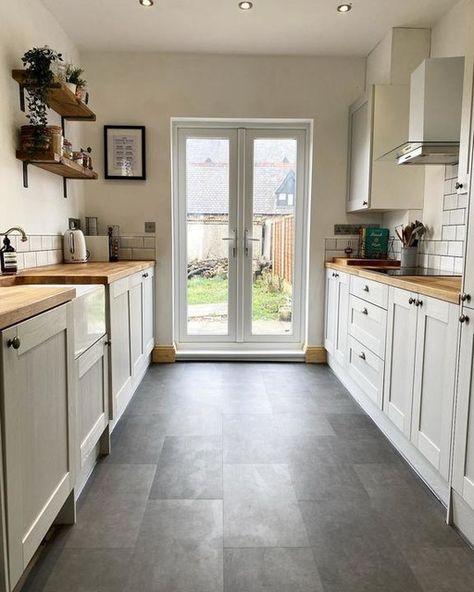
[23,252,37,269]
[36,251,49,267]
[118,248,132,259]
[448,241,464,257]
[41,236,54,251]
[131,248,155,260]
[428,255,441,270]
[449,208,465,225]
[442,226,456,241]
[120,236,144,249]
[458,194,469,209]
[443,194,458,210]
[456,225,466,241]
[143,237,155,249]
[454,257,464,274]
[325,239,337,250]
[439,256,455,272]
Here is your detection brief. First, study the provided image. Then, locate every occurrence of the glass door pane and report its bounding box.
[185,136,232,337]
[248,137,298,336]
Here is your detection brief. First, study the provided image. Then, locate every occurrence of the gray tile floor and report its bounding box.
[23,363,474,592]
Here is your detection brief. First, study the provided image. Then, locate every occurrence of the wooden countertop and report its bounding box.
[0,286,75,330]
[5,260,155,286]
[326,262,462,304]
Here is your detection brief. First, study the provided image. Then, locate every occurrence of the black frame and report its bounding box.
[104,125,146,180]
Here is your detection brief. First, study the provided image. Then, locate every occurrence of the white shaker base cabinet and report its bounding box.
[109,267,155,426]
[1,304,75,591]
[383,288,418,437]
[324,269,349,367]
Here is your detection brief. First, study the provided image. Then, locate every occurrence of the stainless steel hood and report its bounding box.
[380,57,464,166]
[381,141,460,165]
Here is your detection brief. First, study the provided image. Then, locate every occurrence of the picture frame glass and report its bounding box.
[105,126,145,179]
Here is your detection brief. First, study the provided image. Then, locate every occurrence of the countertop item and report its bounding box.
[326,262,461,304]
[0,285,75,330]
[333,258,400,268]
[63,229,88,263]
[10,260,155,285]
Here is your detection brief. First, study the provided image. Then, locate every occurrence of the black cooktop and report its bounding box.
[369,267,461,277]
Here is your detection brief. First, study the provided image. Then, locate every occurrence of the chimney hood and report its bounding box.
[380,57,465,165]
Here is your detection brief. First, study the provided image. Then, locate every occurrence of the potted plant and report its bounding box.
[65,65,87,102]
[20,46,63,154]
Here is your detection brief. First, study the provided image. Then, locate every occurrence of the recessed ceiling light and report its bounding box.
[239,1,253,10]
[337,3,352,12]
[139,0,154,6]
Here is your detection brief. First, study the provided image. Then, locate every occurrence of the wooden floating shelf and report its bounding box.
[12,70,96,121]
[16,151,98,180]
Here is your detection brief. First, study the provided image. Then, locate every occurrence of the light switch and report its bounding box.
[145,222,156,233]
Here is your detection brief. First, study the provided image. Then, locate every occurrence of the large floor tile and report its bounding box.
[326,412,381,437]
[407,547,474,592]
[106,414,167,463]
[224,548,324,592]
[149,436,223,499]
[64,464,155,549]
[165,411,223,436]
[223,414,288,463]
[224,463,296,501]
[224,498,310,547]
[274,413,336,438]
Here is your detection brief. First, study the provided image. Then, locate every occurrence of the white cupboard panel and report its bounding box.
[349,295,387,359]
[350,275,388,309]
[347,335,384,408]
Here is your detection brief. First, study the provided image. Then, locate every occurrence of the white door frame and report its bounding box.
[171,118,313,356]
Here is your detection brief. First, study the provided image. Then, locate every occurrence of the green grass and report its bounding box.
[187,275,290,320]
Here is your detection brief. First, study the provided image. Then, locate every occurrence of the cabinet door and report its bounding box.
[462,61,474,308]
[1,305,75,589]
[109,277,132,421]
[129,272,144,379]
[383,287,418,437]
[411,298,458,479]
[453,317,474,510]
[347,91,372,212]
[142,267,155,357]
[334,272,349,367]
[77,336,109,474]
[324,270,338,356]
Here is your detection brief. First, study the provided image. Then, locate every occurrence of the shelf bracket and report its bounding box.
[22,161,29,188]
[19,85,25,112]
[63,178,68,199]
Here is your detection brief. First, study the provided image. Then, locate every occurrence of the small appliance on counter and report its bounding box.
[63,229,89,263]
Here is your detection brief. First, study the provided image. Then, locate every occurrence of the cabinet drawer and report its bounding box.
[350,275,388,309]
[349,295,387,359]
[348,335,384,408]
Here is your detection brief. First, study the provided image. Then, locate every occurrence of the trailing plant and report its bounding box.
[65,65,86,88]
[21,46,62,152]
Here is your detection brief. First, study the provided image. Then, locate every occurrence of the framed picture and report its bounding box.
[104,125,146,180]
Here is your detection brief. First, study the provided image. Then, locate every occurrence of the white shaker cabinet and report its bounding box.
[1,304,75,590]
[324,269,349,366]
[142,267,155,357]
[129,272,145,380]
[384,287,458,478]
[383,287,418,437]
[411,296,458,479]
[453,316,474,510]
[346,85,424,212]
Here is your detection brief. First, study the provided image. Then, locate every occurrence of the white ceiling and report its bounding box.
[42,0,457,56]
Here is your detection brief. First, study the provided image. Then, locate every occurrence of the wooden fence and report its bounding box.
[270,215,294,284]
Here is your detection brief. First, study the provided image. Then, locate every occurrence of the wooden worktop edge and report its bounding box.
[326,262,461,305]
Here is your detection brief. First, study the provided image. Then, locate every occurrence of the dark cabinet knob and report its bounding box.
[408,297,415,305]
[142,272,149,278]
[363,285,369,292]
[362,201,368,206]
[455,182,463,190]
[362,308,368,315]
[358,351,366,360]
[415,299,423,307]
[460,293,471,303]
[459,314,470,324]
[7,337,21,350]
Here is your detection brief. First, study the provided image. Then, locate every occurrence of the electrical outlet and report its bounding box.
[145,221,156,233]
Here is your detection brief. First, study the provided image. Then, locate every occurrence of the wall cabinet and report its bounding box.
[384,288,457,478]
[324,269,349,366]
[109,267,154,424]
[1,304,75,590]
[346,85,424,212]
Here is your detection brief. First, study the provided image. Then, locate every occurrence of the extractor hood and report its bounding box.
[381,57,465,165]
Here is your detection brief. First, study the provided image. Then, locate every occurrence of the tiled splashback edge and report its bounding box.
[0,233,156,270]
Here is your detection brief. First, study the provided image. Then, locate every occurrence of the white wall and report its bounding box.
[0,0,84,234]
[80,52,368,346]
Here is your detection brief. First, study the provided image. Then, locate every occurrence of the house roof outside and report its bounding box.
[186,138,297,215]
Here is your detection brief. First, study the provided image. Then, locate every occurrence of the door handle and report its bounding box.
[244,228,260,256]
[222,229,237,257]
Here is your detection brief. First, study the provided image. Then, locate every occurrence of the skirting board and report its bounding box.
[305,346,327,364]
[152,345,177,363]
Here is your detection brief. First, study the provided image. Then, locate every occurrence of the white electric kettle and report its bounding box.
[63,229,89,263]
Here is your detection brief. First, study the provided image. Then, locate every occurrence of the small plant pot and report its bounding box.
[20,125,62,154]
[75,86,87,102]
[65,82,77,95]
[400,246,418,268]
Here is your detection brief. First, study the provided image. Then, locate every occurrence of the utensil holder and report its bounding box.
[400,246,417,268]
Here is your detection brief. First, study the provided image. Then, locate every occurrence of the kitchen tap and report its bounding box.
[0,227,28,242]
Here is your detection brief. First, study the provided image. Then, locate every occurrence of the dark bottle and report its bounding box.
[0,237,18,274]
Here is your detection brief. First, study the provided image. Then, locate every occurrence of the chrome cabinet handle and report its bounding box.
[362,308,368,315]
[244,228,260,256]
[7,337,21,350]
[358,351,366,360]
[222,229,237,257]
[459,314,470,324]
[363,285,369,292]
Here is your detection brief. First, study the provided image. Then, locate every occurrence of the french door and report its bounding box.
[173,120,310,352]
